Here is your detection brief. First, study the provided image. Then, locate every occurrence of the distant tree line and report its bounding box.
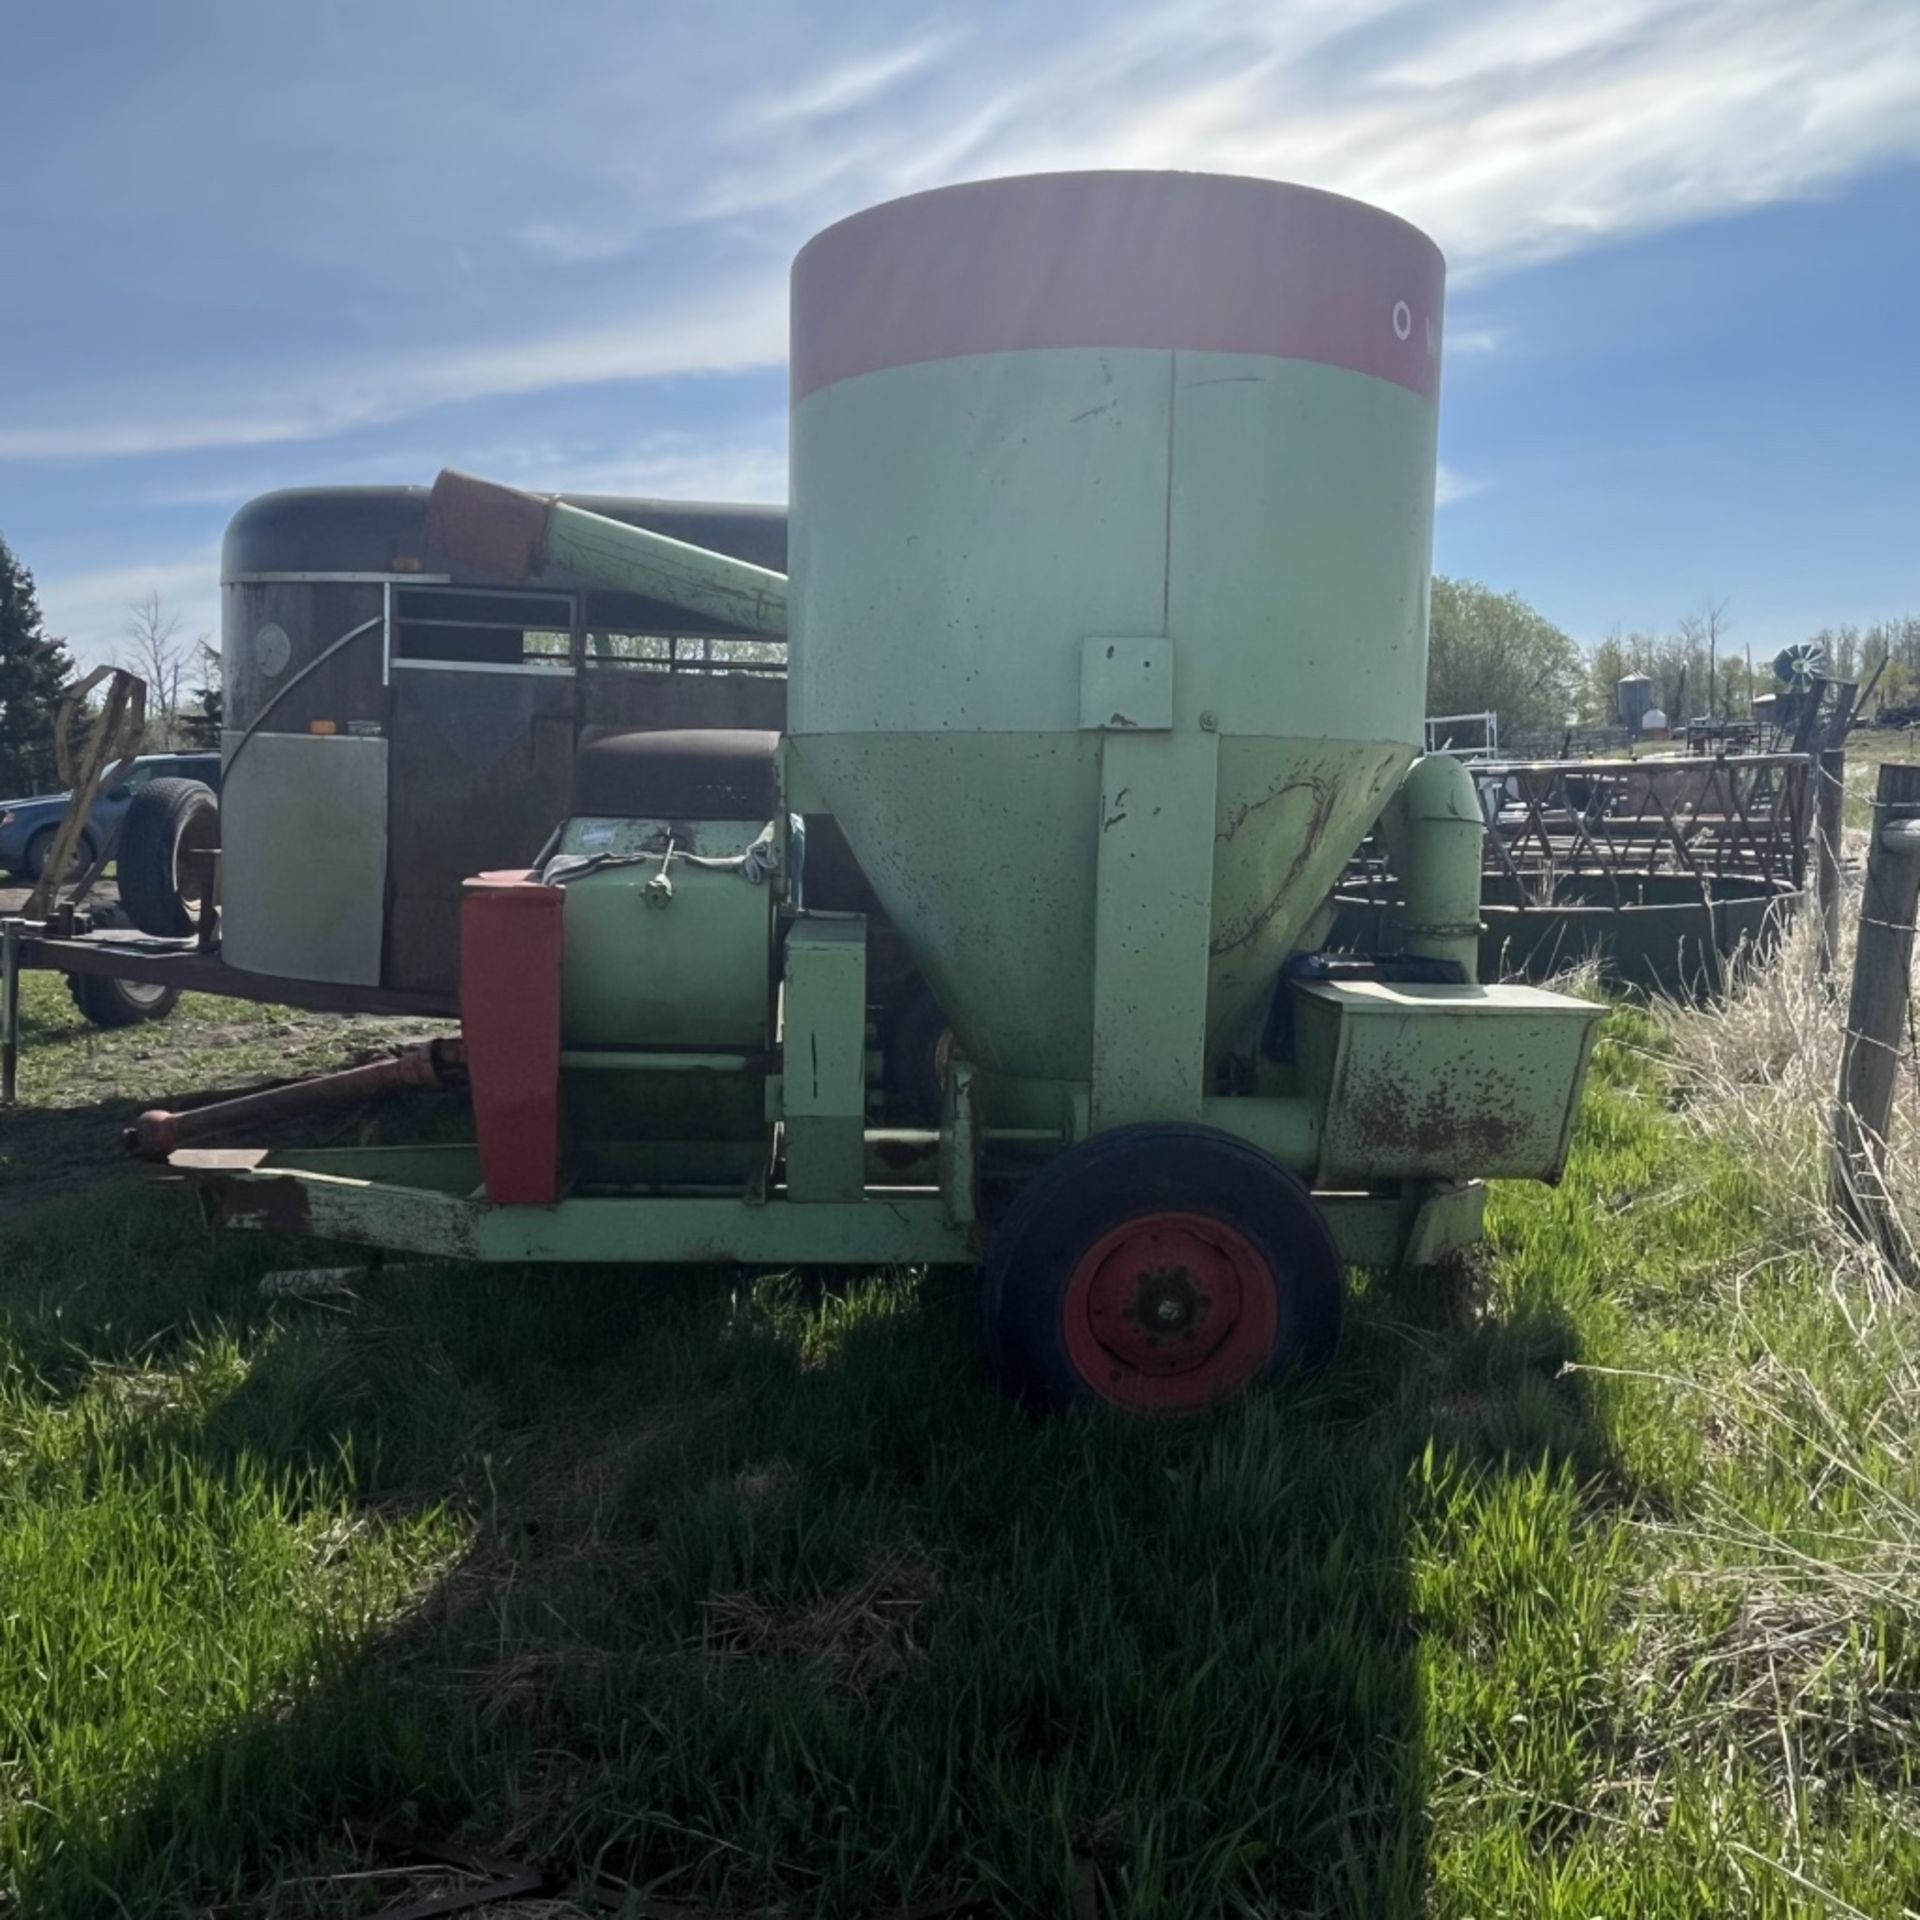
[0,532,74,794]
[0,531,220,795]
[3,521,1914,797]
[1431,575,1920,747]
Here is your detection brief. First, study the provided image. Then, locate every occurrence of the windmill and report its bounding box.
[1773,641,1827,731]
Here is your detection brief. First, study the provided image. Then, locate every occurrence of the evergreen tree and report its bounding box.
[0,533,75,795]
[179,639,223,750]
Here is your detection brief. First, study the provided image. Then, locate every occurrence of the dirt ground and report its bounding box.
[0,878,116,914]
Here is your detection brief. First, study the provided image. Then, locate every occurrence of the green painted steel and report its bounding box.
[558,824,772,1050]
[1293,980,1604,1184]
[790,344,1436,1095]
[196,1151,1484,1273]
[780,915,869,1202]
[1088,728,1218,1127]
[541,498,788,635]
[1380,754,1485,980]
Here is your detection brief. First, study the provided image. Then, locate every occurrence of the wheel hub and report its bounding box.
[1062,1211,1281,1410]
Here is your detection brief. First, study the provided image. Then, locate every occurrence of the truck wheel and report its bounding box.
[982,1124,1342,1414]
[67,969,181,1029]
[25,825,96,882]
[119,778,219,938]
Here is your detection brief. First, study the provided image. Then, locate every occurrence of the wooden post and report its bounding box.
[1814,680,1857,984]
[1832,761,1920,1252]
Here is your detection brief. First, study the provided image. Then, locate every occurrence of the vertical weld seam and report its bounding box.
[1161,350,1176,635]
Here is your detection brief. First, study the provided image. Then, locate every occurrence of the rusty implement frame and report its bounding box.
[126,1037,467,1158]
[1472,753,1811,905]
[23,666,148,920]
[171,1143,1488,1274]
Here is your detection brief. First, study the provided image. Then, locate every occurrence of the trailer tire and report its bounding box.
[119,777,219,938]
[67,968,182,1029]
[62,901,183,1029]
[981,1124,1342,1415]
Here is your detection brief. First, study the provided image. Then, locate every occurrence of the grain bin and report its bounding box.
[171,173,1605,1417]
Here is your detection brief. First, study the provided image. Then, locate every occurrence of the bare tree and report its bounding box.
[1674,600,1733,719]
[124,590,185,745]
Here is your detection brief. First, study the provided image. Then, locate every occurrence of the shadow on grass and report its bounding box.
[4,1187,1610,1920]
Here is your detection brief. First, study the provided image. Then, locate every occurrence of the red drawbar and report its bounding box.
[460,871,563,1205]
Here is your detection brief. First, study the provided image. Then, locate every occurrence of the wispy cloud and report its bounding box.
[1436,465,1489,508]
[35,556,221,673]
[746,34,955,128]
[0,285,787,462]
[4,0,1917,465]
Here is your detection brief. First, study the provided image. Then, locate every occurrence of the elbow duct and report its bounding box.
[1382,753,1484,983]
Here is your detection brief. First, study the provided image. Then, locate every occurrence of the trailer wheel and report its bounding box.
[119,777,219,938]
[62,902,182,1029]
[67,970,181,1029]
[982,1124,1342,1414]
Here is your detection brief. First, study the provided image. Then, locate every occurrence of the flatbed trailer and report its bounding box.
[0,916,451,1105]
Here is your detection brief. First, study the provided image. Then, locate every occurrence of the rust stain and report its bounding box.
[421,469,550,581]
[1339,1069,1520,1166]
[1210,775,1341,957]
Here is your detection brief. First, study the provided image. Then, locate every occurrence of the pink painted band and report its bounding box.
[791,172,1446,407]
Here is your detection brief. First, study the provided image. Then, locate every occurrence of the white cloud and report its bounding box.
[35,556,221,675]
[446,430,789,506]
[0,282,788,462]
[746,34,955,128]
[1436,465,1488,508]
[5,0,1917,463]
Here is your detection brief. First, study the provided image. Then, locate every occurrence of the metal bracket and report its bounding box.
[1080,636,1172,732]
[1088,724,1219,1130]
[781,914,868,1202]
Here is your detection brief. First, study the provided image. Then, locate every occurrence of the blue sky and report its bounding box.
[2,0,1916,671]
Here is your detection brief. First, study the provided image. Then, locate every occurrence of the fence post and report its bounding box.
[1832,761,1920,1253]
[1814,681,1857,983]
[1,917,21,1109]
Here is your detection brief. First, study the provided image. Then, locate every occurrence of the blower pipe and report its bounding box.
[423,469,789,637]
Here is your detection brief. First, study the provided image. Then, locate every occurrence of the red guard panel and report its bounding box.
[460,870,563,1205]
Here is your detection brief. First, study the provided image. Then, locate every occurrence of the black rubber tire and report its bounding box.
[882,979,951,1125]
[981,1123,1343,1415]
[63,901,183,1029]
[118,777,219,938]
[66,968,182,1029]
[25,825,96,882]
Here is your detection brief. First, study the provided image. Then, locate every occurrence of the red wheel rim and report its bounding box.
[1061,1211,1280,1413]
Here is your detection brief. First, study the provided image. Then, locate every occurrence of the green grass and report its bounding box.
[0,971,443,1214]
[2,1003,1918,1915]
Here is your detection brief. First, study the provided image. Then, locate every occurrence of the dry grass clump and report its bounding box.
[1656,832,1920,1288]
[1624,849,1920,1829]
[702,1545,942,1699]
